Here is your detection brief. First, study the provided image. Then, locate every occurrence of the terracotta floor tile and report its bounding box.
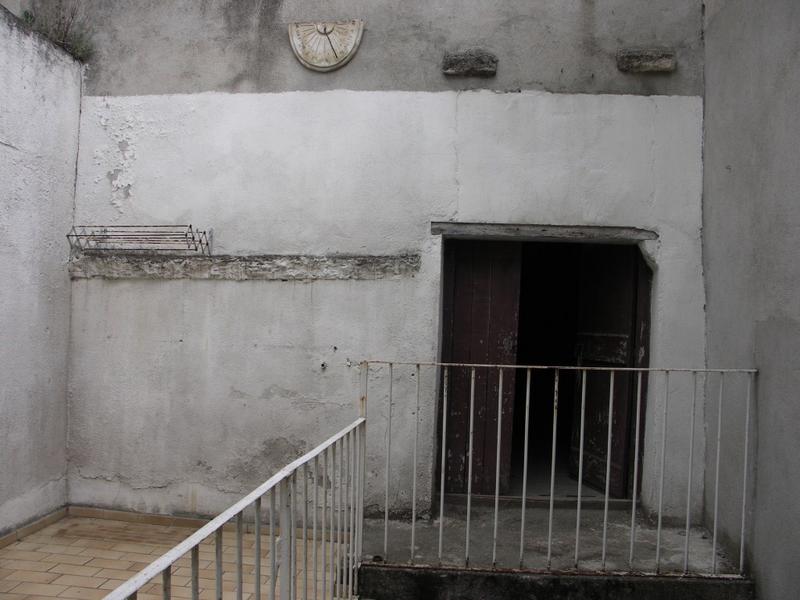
[49,575,107,589]
[98,579,126,590]
[35,546,75,556]
[74,541,117,551]
[0,560,57,573]
[93,568,139,580]
[0,551,50,562]
[0,582,18,594]
[6,582,68,597]
[111,544,154,554]
[77,549,125,561]
[117,552,154,563]
[2,570,60,584]
[83,559,132,571]
[58,587,108,600]
[47,564,102,578]
[41,555,92,567]
[9,543,41,551]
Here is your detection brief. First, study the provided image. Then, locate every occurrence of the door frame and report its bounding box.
[431,222,658,505]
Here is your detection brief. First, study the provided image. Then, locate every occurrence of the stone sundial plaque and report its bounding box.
[288,20,364,72]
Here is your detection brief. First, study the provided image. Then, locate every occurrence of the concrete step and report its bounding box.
[358,564,755,600]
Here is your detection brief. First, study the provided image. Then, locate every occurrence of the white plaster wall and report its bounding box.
[71,90,705,518]
[0,10,81,532]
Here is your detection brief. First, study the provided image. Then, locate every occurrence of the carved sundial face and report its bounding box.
[288,20,364,72]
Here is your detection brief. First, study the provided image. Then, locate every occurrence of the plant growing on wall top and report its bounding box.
[22,0,94,62]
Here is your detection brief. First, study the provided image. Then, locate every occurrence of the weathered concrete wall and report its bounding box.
[0,7,81,532]
[703,1,800,597]
[70,90,705,519]
[62,0,702,97]
[0,0,22,18]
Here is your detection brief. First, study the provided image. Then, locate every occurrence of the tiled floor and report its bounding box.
[0,517,333,600]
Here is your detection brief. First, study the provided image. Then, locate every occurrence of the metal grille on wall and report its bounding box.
[67,225,211,255]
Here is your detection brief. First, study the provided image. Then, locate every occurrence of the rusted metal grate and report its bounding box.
[67,225,211,255]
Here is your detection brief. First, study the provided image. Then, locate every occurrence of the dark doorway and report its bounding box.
[440,240,652,499]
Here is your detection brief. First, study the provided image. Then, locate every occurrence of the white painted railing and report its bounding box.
[363,361,756,577]
[104,414,366,600]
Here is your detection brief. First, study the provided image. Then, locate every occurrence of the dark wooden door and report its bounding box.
[568,246,652,499]
[440,240,521,495]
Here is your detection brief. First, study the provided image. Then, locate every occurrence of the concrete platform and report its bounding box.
[359,565,755,600]
[361,498,737,575]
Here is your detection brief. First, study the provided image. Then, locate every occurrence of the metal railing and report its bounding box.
[103,359,756,600]
[364,361,756,577]
[104,415,366,600]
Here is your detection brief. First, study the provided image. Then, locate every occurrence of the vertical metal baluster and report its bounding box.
[342,438,347,597]
[313,457,318,600]
[255,498,262,600]
[656,371,670,573]
[574,369,588,568]
[684,372,698,574]
[546,369,560,570]
[629,372,643,569]
[280,480,291,600]
[712,373,725,574]
[438,367,449,565]
[237,512,244,600]
[519,368,532,568]
[739,372,752,575]
[338,438,344,598]
[491,369,504,568]
[353,425,361,596]
[601,371,615,570]
[191,546,199,600]
[322,450,327,600]
[329,444,336,600]
[465,367,476,567]
[162,565,171,600]
[384,363,393,561]
[215,529,223,600]
[342,433,350,596]
[410,364,420,563]
[303,464,308,600]
[270,489,276,600]
[348,430,355,599]
[357,370,368,587]
[290,474,297,600]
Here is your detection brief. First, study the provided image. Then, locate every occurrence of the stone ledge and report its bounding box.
[442,49,498,77]
[616,48,677,73]
[69,253,421,281]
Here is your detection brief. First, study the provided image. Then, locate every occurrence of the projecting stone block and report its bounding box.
[442,49,498,77]
[616,48,676,73]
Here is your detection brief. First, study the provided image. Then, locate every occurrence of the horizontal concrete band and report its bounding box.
[69,253,421,281]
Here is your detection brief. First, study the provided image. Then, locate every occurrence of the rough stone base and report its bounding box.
[616,48,677,73]
[358,565,755,600]
[442,49,498,77]
[68,253,421,281]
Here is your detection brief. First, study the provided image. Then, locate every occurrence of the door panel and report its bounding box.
[441,241,520,494]
[569,246,650,499]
